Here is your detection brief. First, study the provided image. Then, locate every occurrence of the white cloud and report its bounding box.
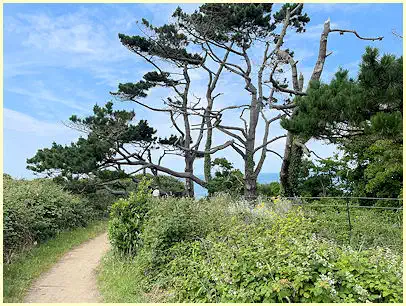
[4,7,140,87]
[3,109,83,179]
[305,3,377,14]
[18,11,121,60]
[6,81,89,113]
[4,108,79,138]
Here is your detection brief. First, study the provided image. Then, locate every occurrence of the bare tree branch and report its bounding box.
[330,29,384,41]
[269,77,307,96]
[169,110,185,138]
[392,29,403,39]
[271,103,296,110]
[310,18,331,81]
[231,143,245,158]
[266,149,283,160]
[254,134,287,153]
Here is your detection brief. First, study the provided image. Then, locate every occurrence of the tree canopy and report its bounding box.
[282,47,402,143]
[26,4,400,201]
[286,48,403,201]
[27,102,158,191]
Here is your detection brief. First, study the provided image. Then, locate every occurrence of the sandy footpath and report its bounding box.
[24,232,110,303]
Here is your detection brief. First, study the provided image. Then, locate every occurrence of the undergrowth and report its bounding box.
[99,191,403,303]
[3,175,105,262]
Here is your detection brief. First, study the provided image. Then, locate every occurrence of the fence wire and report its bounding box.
[281,196,403,211]
[261,196,403,244]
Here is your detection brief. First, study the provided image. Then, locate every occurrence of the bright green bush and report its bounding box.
[139,196,234,269]
[257,181,281,197]
[101,195,403,303]
[3,175,94,262]
[108,178,152,255]
[133,173,185,195]
[166,208,402,302]
[303,204,403,254]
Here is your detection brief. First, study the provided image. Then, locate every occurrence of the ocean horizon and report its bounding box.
[194,172,279,198]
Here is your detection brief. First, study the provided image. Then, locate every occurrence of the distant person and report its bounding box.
[152,189,160,197]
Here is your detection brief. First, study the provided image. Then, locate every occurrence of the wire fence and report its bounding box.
[283,196,403,210]
[261,196,403,244]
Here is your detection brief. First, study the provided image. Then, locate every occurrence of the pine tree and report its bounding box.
[282,48,402,199]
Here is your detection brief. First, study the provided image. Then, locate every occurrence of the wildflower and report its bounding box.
[353,284,369,301]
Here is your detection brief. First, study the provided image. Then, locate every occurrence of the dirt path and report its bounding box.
[24,232,110,303]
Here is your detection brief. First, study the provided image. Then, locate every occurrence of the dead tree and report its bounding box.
[111,19,233,197]
[174,3,309,200]
[174,3,384,200]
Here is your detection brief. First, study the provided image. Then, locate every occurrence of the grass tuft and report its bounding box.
[97,251,147,303]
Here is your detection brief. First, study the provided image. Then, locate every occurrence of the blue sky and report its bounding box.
[3,3,403,179]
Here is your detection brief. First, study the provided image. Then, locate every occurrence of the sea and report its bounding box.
[194,172,279,199]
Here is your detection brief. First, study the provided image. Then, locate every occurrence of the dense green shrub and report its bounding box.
[133,173,185,195]
[51,174,119,220]
[302,204,403,254]
[104,195,245,295]
[102,196,403,303]
[3,175,94,262]
[108,178,152,255]
[84,190,116,218]
[166,207,402,302]
[139,196,234,269]
[257,182,281,197]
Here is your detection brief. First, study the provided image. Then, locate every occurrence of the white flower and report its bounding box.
[353,284,369,300]
[320,273,336,286]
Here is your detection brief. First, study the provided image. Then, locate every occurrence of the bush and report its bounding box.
[3,175,94,263]
[108,178,152,255]
[257,182,280,197]
[302,203,403,254]
[140,196,234,268]
[101,195,403,303]
[105,194,241,294]
[84,190,116,219]
[52,175,126,217]
[166,205,402,302]
[133,173,185,195]
[108,193,233,274]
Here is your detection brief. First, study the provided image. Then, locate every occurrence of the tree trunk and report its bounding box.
[244,162,257,201]
[280,20,331,196]
[184,155,195,197]
[182,66,195,198]
[280,133,293,196]
[280,134,306,196]
[243,89,260,201]
[203,119,213,182]
[244,129,258,201]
